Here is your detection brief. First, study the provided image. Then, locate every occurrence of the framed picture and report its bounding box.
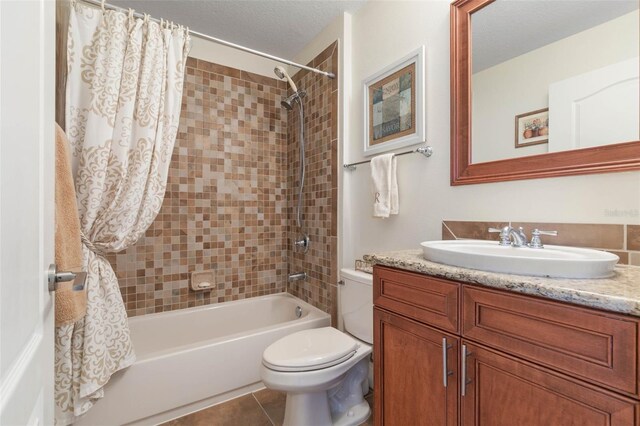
[363,46,425,156]
[515,108,549,148]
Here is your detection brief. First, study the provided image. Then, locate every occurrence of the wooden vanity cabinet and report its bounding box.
[373,265,640,426]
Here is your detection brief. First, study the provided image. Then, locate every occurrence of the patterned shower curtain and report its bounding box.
[55,2,190,424]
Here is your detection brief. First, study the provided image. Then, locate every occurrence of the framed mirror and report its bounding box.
[451,0,640,185]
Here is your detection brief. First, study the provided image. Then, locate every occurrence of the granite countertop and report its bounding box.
[363,249,640,317]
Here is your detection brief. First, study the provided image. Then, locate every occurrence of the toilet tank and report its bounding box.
[340,268,373,344]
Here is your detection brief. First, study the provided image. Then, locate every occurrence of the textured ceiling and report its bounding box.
[472,0,639,72]
[109,0,367,59]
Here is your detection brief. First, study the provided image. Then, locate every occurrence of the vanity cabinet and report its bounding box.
[373,265,640,426]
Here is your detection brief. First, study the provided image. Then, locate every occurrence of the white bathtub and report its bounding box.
[77,293,330,425]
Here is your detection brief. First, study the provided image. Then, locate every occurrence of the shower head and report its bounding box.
[280,90,306,110]
[281,93,297,110]
[274,65,298,93]
[273,65,286,80]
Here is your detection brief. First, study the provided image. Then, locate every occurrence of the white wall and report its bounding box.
[338,1,640,267]
[188,35,280,77]
[472,11,639,163]
[292,14,345,73]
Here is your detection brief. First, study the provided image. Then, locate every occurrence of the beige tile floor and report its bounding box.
[163,389,374,426]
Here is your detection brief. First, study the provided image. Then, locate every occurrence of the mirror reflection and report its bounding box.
[471,1,639,164]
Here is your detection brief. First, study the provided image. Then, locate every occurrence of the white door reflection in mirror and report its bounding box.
[549,58,639,152]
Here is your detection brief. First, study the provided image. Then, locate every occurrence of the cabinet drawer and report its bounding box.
[463,286,640,397]
[374,266,459,333]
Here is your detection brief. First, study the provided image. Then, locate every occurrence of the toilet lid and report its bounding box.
[263,327,359,372]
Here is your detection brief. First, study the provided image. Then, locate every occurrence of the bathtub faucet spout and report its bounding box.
[288,272,307,282]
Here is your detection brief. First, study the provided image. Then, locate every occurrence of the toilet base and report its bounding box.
[281,358,370,426]
[282,393,370,426]
[284,391,332,426]
[332,400,370,426]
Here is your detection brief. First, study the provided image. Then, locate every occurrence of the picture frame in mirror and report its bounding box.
[515,108,549,149]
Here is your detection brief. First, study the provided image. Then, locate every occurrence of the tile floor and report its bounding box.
[163,388,374,426]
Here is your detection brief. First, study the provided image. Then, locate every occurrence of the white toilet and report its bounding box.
[261,269,373,426]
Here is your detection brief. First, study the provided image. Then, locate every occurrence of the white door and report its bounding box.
[549,57,640,152]
[0,0,56,425]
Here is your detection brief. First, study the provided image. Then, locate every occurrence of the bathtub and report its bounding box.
[77,293,330,425]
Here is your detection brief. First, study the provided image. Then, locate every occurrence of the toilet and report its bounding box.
[261,269,373,426]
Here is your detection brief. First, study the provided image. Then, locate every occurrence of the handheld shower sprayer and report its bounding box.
[274,66,298,93]
[274,65,308,254]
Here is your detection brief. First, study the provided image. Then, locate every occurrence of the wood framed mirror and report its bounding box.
[450,0,640,185]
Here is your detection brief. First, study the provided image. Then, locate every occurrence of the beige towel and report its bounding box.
[371,153,399,218]
[55,124,87,326]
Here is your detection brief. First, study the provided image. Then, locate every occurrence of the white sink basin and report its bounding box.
[421,240,619,279]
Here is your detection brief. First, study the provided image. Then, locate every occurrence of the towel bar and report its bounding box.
[47,264,87,292]
[343,145,433,170]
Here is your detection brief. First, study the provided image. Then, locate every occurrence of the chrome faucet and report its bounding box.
[288,272,307,282]
[488,225,528,247]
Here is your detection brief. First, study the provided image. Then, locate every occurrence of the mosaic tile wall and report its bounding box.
[109,57,290,317]
[286,42,340,324]
[443,220,640,266]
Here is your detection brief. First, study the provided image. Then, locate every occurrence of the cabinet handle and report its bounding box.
[461,344,472,396]
[442,337,453,387]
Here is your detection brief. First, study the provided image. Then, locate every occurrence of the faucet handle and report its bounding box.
[488,226,511,246]
[534,229,558,236]
[530,229,557,249]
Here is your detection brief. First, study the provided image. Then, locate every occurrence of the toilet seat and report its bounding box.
[263,327,359,372]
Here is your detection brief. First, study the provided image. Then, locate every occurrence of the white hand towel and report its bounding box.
[389,155,399,215]
[371,153,399,218]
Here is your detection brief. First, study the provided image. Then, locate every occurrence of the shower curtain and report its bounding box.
[55,2,190,424]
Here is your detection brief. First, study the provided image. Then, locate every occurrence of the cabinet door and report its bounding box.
[374,308,458,426]
[461,342,639,426]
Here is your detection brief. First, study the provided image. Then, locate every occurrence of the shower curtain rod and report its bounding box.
[79,0,336,79]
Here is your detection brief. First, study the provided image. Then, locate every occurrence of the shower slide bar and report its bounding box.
[343,145,433,170]
[78,0,336,79]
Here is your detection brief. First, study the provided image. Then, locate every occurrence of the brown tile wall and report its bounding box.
[442,220,640,266]
[110,57,290,317]
[286,42,340,325]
